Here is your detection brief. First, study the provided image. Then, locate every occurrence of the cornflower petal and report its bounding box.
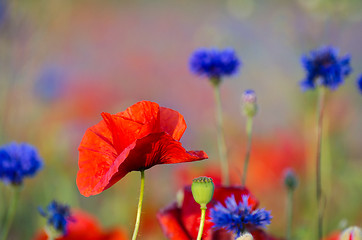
[210,195,272,237]
[300,46,352,91]
[189,48,241,79]
[0,142,43,185]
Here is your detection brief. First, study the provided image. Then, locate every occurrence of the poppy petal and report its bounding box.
[104,132,208,193]
[157,202,191,240]
[77,101,208,197]
[159,107,186,141]
[78,132,207,196]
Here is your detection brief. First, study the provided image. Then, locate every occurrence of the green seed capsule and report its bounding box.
[191,176,214,209]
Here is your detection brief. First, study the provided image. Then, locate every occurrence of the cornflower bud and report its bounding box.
[284,168,298,191]
[241,90,257,118]
[191,176,214,209]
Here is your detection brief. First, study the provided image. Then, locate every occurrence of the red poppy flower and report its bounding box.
[77,101,208,197]
[157,185,281,240]
[33,210,127,240]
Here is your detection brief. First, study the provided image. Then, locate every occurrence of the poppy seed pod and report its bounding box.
[191,176,214,209]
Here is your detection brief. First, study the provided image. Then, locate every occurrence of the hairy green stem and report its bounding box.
[316,87,326,240]
[132,170,145,240]
[212,80,229,185]
[196,207,207,240]
[242,117,253,186]
[0,186,21,240]
[286,190,294,240]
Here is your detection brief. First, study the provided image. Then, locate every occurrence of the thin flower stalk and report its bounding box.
[316,86,326,240]
[132,170,145,240]
[286,189,293,240]
[196,208,207,240]
[212,79,229,185]
[0,186,21,240]
[242,117,253,186]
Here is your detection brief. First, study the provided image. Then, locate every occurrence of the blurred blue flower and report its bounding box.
[0,142,43,185]
[189,48,241,79]
[300,46,352,91]
[34,65,66,102]
[0,0,7,26]
[210,195,272,238]
[39,200,71,235]
[357,74,362,94]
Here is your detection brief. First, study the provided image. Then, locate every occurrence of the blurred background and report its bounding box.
[0,0,361,239]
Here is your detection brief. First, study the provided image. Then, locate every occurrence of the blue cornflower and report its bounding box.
[210,195,272,238]
[189,48,241,80]
[39,201,72,235]
[357,74,362,94]
[300,46,351,91]
[0,142,43,185]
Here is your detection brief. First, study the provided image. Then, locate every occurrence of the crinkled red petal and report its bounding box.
[104,132,208,193]
[157,202,192,240]
[77,101,205,197]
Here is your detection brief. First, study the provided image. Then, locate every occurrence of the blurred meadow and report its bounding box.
[0,0,361,239]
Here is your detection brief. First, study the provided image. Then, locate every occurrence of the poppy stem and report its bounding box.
[0,186,21,240]
[132,170,145,240]
[286,189,294,240]
[316,86,326,240]
[196,207,207,240]
[242,117,253,186]
[212,79,229,185]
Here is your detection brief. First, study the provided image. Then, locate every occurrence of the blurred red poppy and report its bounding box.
[77,101,208,197]
[230,132,305,192]
[157,185,280,240]
[323,232,339,240]
[33,210,127,240]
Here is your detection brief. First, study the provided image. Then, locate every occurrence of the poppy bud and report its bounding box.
[284,168,298,191]
[236,232,254,240]
[191,176,214,209]
[340,226,362,240]
[241,90,257,118]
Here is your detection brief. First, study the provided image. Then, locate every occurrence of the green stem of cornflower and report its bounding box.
[316,86,326,240]
[211,78,229,185]
[286,189,294,240]
[196,207,207,240]
[132,170,145,240]
[0,186,21,240]
[242,117,253,186]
